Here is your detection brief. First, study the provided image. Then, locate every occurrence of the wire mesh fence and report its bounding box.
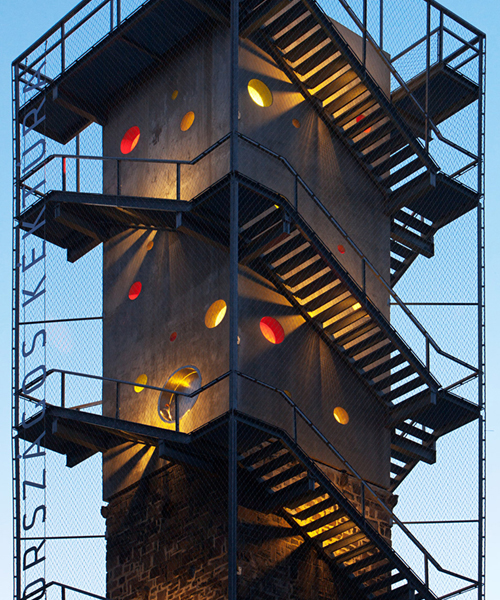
[12,0,485,599]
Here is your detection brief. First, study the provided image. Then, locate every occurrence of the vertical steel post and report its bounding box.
[476,35,486,600]
[61,372,65,408]
[438,11,444,63]
[379,0,383,50]
[12,61,22,600]
[176,163,181,200]
[362,0,367,66]
[110,0,114,31]
[425,1,431,152]
[228,0,239,597]
[76,135,80,193]
[61,23,65,73]
[115,382,120,420]
[117,0,121,26]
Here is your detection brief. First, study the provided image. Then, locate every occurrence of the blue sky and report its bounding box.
[0,0,497,597]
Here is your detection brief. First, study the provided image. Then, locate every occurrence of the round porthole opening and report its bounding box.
[128,281,142,300]
[260,317,285,344]
[158,366,202,423]
[170,332,177,342]
[334,406,349,425]
[205,300,227,328]
[180,111,195,131]
[120,126,141,154]
[172,90,179,100]
[337,244,346,254]
[248,79,273,108]
[292,118,301,129]
[134,374,148,393]
[146,240,154,251]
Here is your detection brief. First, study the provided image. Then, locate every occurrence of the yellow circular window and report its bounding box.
[134,374,148,393]
[205,299,227,328]
[334,406,349,425]
[171,90,179,100]
[180,111,195,131]
[248,79,273,107]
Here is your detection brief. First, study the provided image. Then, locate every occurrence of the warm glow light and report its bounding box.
[334,406,349,425]
[134,374,148,393]
[172,90,179,100]
[146,240,154,251]
[170,332,177,342]
[158,366,201,423]
[180,111,195,131]
[260,317,285,344]
[337,244,346,254]
[128,281,142,300]
[120,126,141,154]
[205,300,227,328]
[292,119,301,129]
[352,302,362,311]
[248,79,273,107]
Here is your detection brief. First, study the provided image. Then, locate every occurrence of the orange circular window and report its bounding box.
[334,406,349,425]
[338,244,346,254]
[134,374,148,393]
[120,126,141,154]
[146,240,154,251]
[292,119,301,129]
[260,317,285,344]
[205,300,227,328]
[128,281,142,300]
[180,111,195,131]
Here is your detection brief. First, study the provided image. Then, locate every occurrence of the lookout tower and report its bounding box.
[13,1,485,600]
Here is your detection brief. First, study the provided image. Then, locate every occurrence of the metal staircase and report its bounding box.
[18,169,480,490]
[242,0,479,284]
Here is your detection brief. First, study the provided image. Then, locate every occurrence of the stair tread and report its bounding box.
[275,14,318,50]
[303,54,349,88]
[273,246,320,276]
[263,464,307,488]
[292,496,338,521]
[283,486,326,510]
[396,421,435,443]
[357,561,396,584]
[363,353,407,379]
[298,280,345,311]
[336,98,379,128]
[345,330,387,357]
[346,107,385,138]
[324,531,367,553]
[279,260,326,288]
[334,542,376,565]
[326,82,369,116]
[240,440,283,467]
[251,452,296,478]
[314,70,360,103]
[393,210,434,236]
[342,550,386,573]
[312,519,358,544]
[373,144,416,177]
[382,376,426,403]
[364,571,407,594]
[385,157,425,189]
[391,240,414,260]
[283,29,329,63]
[324,309,369,337]
[372,365,416,391]
[354,342,396,369]
[301,508,346,533]
[264,3,309,38]
[293,272,341,301]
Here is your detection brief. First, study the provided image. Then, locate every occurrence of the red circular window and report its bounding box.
[120,126,141,154]
[356,114,371,134]
[128,281,142,300]
[170,332,177,342]
[260,317,285,344]
[338,244,346,254]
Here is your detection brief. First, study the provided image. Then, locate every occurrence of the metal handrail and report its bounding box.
[19,129,479,382]
[236,132,479,378]
[237,370,479,589]
[20,361,478,590]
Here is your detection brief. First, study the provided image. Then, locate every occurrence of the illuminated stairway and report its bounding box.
[17,172,479,489]
[237,177,478,490]
[238,412,438,600]
[18,403,445,599]
[242,0,479,283]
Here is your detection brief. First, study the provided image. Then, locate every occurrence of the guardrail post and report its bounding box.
[76,135,80,193]
[438,10,444,62]
[61,585,66,600]
[425,0,431,151]
[175,395,179,432]
[424,555,429,587]
[61,372,65,408]
[61,23,65,73]
[362,0,367,66]
[426,338,430,370]
[115,382,120,419]
[117,0,121,25]
[294,175,298,211]
[176,163,181,200]
[293,406,297,444]
[62,158,66,192]
[110,0,114,30]
[361,258,366,294]
[116,160,120,196]
[379,0,384,49]
[361,484,365,521]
